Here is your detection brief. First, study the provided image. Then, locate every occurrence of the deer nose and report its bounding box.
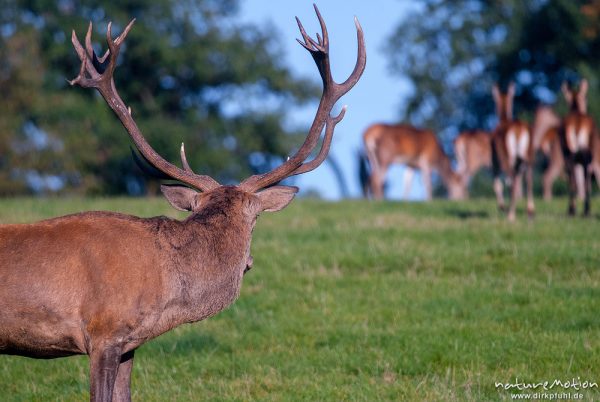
[244,255,253,274]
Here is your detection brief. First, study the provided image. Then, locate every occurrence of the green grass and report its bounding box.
[1,197,599,401]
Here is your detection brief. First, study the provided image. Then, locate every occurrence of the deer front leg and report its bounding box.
[90,344,123,402]
[112,350,135,402]
[421,165,432,200]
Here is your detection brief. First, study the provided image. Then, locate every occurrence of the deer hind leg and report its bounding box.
[526,164,535,219]
[584,163,592,216]
[508,170,522,222]
[593,160,600,192]
[491,142,506,212]
[575,165,585,201]
[543,158,562,201]
[493,177,505,212]
[370,164,388,200]
[90,344,124,402]
[112,350,135,402]
[514,178,523,200]
[565,160,577,216]
[591,144,600,191]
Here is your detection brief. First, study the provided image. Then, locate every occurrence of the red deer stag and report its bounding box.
[363,124,465,200]
[490,83,535,221]
[453,129,491,196]
[0,7,365,402]
[559,79,599,216]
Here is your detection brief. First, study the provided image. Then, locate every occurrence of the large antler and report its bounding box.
[69,20,220,192]
[239,4,366,192]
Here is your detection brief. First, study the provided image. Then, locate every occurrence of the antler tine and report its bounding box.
[115,19,136,46]
[84,22,111,73]
[180,143,193,173]
[84,22,94,60]
[70,30,104,90]
[313,4,328,49]
[103,22,118,75]
[295,20,324,56]
[239,5,366,192]
[338,17,365,95]
[70,20,220,192]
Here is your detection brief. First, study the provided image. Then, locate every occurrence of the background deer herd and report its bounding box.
[361,79,598,221]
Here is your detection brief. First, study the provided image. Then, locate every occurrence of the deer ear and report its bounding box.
[256,185,298,212]
[507,82,515,98]
[492,84,501,102]
[579,79,588,95]
[161,185,200,212]
[561,81,572,103]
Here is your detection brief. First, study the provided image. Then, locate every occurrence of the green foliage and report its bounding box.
[0,0,318,194]
[1,197,599,400]
[386,0,600,137]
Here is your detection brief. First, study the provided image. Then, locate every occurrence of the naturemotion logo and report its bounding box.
[495,377,598,392]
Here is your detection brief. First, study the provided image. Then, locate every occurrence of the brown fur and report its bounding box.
[490,83,535,221]
[559,80,599,216]
[453,130,492,195]
[532,106,565,200]
[363,124,465,200]
[531,105,600,200]
[0,185,292,400]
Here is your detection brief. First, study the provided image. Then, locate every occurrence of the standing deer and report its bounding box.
[453,129,491,196]
[559,79,598,216]
[531,105,590,201]
[362,123,466,200]
[490,82,535,221]
[0,6,365,402]
[532,105,567,200]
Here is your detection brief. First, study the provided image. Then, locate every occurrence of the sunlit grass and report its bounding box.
[1,197,599,401]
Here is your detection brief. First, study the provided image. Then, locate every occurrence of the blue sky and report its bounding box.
[239,1,426,200]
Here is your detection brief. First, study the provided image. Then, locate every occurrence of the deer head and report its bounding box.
[562,79,588,114]
[69,5,366,220]
[492,82,515,122]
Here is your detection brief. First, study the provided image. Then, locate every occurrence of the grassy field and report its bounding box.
[0,197,599,401]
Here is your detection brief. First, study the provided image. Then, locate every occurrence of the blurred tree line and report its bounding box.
[0,0,318,195]
[386,0,599,182]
